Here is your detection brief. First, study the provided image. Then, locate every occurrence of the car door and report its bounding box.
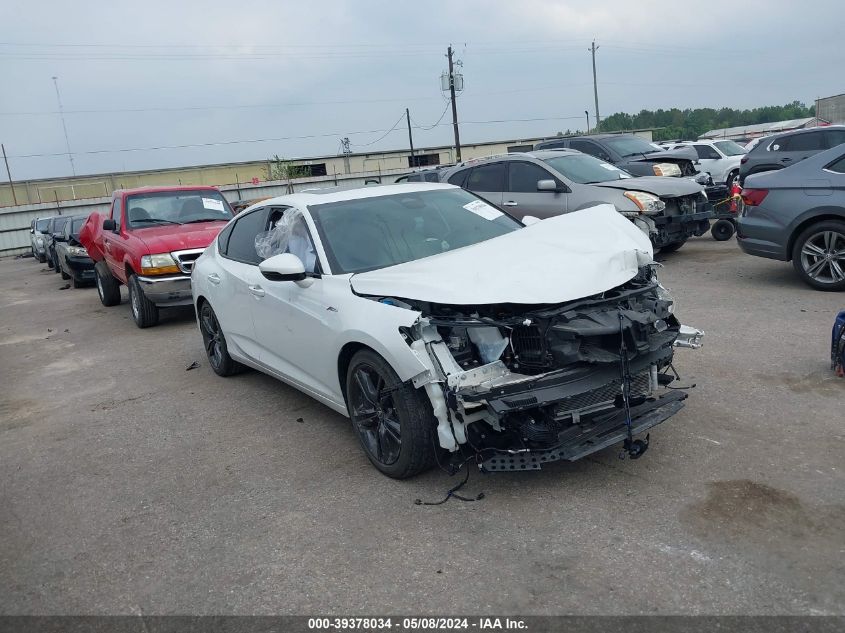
[692,144,722,180]
[248,207,342,401]
[211,206,271,362]
[503,161,568,220]
[463,163,505,207]
[102,197,128,282]
[772,131,827,168]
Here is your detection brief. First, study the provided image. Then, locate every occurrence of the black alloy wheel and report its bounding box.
[199,302,243,376]
[349,363,403,467]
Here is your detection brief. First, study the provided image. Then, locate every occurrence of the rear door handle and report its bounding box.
[503,201,518,207]
[248,284,265,298]
[780,157,792,162]
[207,273,221,285]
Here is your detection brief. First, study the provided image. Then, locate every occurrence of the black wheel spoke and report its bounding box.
[354,368,379,406]
[350,363,402,467]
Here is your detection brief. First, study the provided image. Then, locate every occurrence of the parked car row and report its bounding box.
[29,212,95,286]
[24,180,705,479]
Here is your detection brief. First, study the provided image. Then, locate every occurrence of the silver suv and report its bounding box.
[439,150,712,252]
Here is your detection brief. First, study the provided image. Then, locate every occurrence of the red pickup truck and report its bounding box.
[79,186,234,328]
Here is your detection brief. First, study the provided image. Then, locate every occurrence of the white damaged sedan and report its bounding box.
[191,183,703,478]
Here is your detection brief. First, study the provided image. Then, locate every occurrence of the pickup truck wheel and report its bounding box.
[791,220,845,291]
[346,349,437,479]
[199,303,244,376]
[95,261,121,306]
[660,239,687,254]
[128,274,159,328]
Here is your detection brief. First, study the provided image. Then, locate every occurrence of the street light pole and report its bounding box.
[585,110,590,134]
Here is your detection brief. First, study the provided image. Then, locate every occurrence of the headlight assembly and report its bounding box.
[140,253,180,275]
[67,246,88,257]
[623,191,666,216]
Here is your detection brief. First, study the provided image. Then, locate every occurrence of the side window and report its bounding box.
[779,132,825,152]
[258,207,319,274]
[111,198,121,230]
[216,222,235,256]
[825,155,845,174]
[508,162,555,193]
[447,169,468,187]
[694,145,720,160]
[570,140,611,162]
[224,208,270,265]
[823,129,845,148]
[465,163,505,192]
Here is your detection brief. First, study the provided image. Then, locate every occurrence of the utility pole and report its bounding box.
[589,41,600,131]
[1,144,17,205]
[52,76,76,176]
[585,111,590,135]
[340,137,351,174]
[447,45,462,162]
[406,108,416,166]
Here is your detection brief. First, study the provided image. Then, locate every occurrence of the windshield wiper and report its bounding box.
[132,218,182,226]
[181,218,227,224]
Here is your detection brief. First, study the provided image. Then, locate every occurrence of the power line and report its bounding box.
[349,112,407,147]
[7,115,587,159]
[410,101,451,130]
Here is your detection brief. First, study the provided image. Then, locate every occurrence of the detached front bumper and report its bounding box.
[652,209,712,246]
[481,390,687,471]
[136,274,193,307]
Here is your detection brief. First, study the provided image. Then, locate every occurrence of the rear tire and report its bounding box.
[95,261,121,306]
[127,274,159,328]
[791,220,845,291]
[198,302,245,377]
[711,219,736,241]
[345,349,437,479]
[660,239,687,254]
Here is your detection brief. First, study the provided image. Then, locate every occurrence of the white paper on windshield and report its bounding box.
[202,197,225,212]
[463,199,503,221]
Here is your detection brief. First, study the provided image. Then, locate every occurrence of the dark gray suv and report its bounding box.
[738,125,845,186]
[439,150,711,252]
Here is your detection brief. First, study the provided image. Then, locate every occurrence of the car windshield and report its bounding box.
[603,136,660,157]
[309,188,522,274]
[71,217,87,233]
[542,154,632,184]
[35,219,49,231]
[713,140,747,156]
[54,217,69,233]
[125,190,233,228]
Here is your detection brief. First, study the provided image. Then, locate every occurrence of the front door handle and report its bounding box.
[780,157,792,162]
[207,273,221,285]
[503,201,518,207]
[248,284,265,298]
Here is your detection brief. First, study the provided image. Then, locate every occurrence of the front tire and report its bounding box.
[346,349,437,479]
[791,221,845,291]
[127,274,159,328]
[38,252,46,264]
[59,259,70,280]
[711,219,736,241]
[95,261,121,306]
[198,302,244,377]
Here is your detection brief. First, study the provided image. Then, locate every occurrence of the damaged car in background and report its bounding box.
[191,184,704,479]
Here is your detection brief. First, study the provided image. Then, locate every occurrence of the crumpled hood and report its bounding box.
[133,222,229,253]
[629,146,698,163]
[350,204,653,305]
[594,176,703,197]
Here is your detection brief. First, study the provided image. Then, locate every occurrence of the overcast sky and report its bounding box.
[1,0,842,181]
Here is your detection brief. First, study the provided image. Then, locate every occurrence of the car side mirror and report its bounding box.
[537,179,559,192]
[259,253,313,287]
[522,215,542,226]
[103,218,117,232]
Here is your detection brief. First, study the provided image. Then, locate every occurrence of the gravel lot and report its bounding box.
[1,236,843,615]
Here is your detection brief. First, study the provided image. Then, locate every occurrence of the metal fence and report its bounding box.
[0,168,413,256]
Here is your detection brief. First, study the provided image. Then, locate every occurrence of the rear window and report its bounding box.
[776,132,825,152]
[35,219,49,231]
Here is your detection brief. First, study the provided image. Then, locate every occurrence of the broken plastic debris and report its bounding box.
[185,361,200,371]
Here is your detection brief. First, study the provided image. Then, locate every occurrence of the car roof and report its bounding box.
[769,124,845,140]
[254,182,460,208]
[446,150,581,171]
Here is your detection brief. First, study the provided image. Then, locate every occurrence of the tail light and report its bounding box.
[741,188,768,206]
